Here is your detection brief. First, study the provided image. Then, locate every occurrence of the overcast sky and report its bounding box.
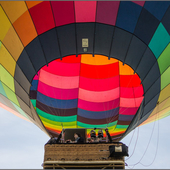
[0,107,170,169]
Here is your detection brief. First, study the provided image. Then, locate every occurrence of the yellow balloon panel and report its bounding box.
[3,26,24,61]
[140,107,170,126]
[157,84,170,103]
[159,97,170,111]
[43,121,77,131]
[0,6,11,41]
[150,97,170,117]
[1,82,19,106]
[1,1,27,23]
[0,65,15,91]
[141,96,170,126]
[161,66,170,90]
[0,43,16,76]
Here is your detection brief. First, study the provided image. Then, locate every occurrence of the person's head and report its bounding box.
[98,129,103,138]
[90,130,96,138]
[74,133,81,139]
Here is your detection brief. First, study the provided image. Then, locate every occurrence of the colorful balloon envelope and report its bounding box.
[0,1,170,141]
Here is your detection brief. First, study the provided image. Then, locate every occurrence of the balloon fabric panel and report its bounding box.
[79,88,120,103]
[1,81,19,107]
[0,6,11,41]
[28,1,55,35]
[119,107,138,116]
[57,24,76,57]
[116,1,142,33]
[36,92,78,109]
[51,1,75,27]
[76,23,95,54]
[80,63,119,79]
[161,67,170,90]
[77,108,119,120]
[94,24,115,56]
[36,101,77,116]
[14,81,30,106]
[42,61,80,76]
[12,10,37,47]
[96,1,120,26]
[124,36,147,71]
[30,54,144,138]
[78,98,120,112]
[144,1,170,21]
[110,28,133,62]
[0,72,15,101]
[25,37,47,72]
[74,1,96,22]
[142,63,160,93]
[0,43,16,77]
[149,23,170,59]
[26,1,42,9]
[2,1,170,139]
[81,54,118,65]
[1,1,27,23]
[135,48,156,81]
[3,26,24,61]
[38,28,61,63]
[132,1,145,7]
[161,7,170,35]
[37,82,79,100]
[134,8,160,45]
[17,49,36,82]
[39,70,79,89]
[158,43,170,75]
[79,76,119,91]
[144,78,160,105]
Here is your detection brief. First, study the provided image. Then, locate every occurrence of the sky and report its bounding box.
[0,107,170,169]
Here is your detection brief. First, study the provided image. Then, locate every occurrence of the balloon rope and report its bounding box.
[127,127,137,147]
[126,111,159,168]
[124,99,143,160]
[125,127,139,161]
[126,98,144,148]
[139,113,159,167]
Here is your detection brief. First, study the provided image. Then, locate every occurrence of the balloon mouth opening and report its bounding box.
[30,54,144,139]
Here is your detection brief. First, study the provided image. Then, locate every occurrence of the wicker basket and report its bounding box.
[43,143,125,169]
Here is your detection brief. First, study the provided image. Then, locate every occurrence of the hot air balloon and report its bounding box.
[0,0,170,148]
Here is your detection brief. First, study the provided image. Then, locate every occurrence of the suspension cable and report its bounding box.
[126,112,160,168]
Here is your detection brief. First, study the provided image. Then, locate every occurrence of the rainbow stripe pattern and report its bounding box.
[30,54,144,139]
